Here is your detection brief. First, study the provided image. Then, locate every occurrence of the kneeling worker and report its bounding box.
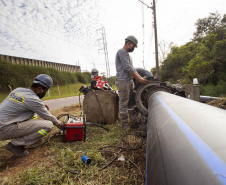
[0,74,62,157]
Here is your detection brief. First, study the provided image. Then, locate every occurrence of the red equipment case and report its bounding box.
[63,117,86,142]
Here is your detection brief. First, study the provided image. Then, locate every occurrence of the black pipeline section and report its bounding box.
[146,91,226,185]
[199,95,222,103]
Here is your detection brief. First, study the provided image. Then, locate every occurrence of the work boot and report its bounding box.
[6,142,29,157]
[136,123,147,137]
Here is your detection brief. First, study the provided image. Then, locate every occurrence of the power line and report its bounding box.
[147,27,154,69]
[138,0,154,70]
[137,0,152,9]
[137,0,159,78]
[141,1,145,69]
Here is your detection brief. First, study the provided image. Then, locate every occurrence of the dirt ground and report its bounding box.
[0,104,147,184]
[0,142,54,178]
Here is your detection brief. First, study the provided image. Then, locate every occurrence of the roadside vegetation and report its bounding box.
[152,12,226,97]
[0,60,92,91]
[0,57,117,103]
[0,59,91,103]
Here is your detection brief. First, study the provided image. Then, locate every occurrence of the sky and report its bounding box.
[0,0,225,77]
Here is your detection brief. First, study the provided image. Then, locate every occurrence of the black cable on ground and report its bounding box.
[48,132,144,183]
[96,133,144,179]
[48,131,84,175]
[98,133,143,151]
[48,131,120,174]
[55,154,80,175]
[48,131,66,149]
[95,134,145,182]
[97,149,121,172]
[97,149,145,183]
[56,114,70,120]
[86,122,109,132]
[26,113,145,182]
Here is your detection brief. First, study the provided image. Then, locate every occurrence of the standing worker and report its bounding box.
[115,35,148,129]
[0,74,62,157]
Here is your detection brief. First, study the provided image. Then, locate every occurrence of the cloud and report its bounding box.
[0,0,226,76]
[0,0,107,72]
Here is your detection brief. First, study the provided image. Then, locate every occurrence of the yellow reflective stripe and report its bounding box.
[38,130,45,135]
[38,129,48,136]
[41,129,48,135]
[32,114,38,119]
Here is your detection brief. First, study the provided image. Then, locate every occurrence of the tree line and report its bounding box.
[155,12,226,87]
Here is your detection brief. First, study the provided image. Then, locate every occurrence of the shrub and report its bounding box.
[0,60,91,90]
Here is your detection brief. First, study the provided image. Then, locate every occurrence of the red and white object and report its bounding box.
[63,116,86,142]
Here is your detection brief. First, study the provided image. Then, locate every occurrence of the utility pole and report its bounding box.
[142,2,145,69]
[138,0,159,79]
[152,0,159,79]
[97,27,110,79]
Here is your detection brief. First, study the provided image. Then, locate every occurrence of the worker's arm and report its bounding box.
[26,97,62,128]
[131,71,148,85]
[45,104,49,111]
[43,104,64,128]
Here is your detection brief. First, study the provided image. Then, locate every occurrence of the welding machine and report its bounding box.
[62,116,86,142]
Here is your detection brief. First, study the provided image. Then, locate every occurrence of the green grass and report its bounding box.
[42,83,89,100]
[0,105,146,185]
[0,83,90,103]
[0,83,117,103]
[0,91,10,104]
[2,125,146,185]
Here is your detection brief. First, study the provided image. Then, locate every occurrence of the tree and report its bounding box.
[183,55,214,84]
[221,14,226,27]
[107,76,116,86]
[160,42,199,82]
[158,40,174,65]
[159,13,226,85]
[194,12,223,40]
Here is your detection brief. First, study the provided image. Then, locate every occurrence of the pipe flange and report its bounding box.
[132,82,171,116]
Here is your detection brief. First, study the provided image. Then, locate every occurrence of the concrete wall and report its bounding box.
[0,54,81,73]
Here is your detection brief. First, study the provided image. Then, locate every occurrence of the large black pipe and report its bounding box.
[199,95,222,103]
[146,91,226,185]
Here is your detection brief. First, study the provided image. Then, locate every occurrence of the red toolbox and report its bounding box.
[63,117,86,142]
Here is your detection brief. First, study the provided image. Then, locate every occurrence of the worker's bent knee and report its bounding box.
[38,122,53,136]
[37,120,53,133]
[43,121,54,132]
